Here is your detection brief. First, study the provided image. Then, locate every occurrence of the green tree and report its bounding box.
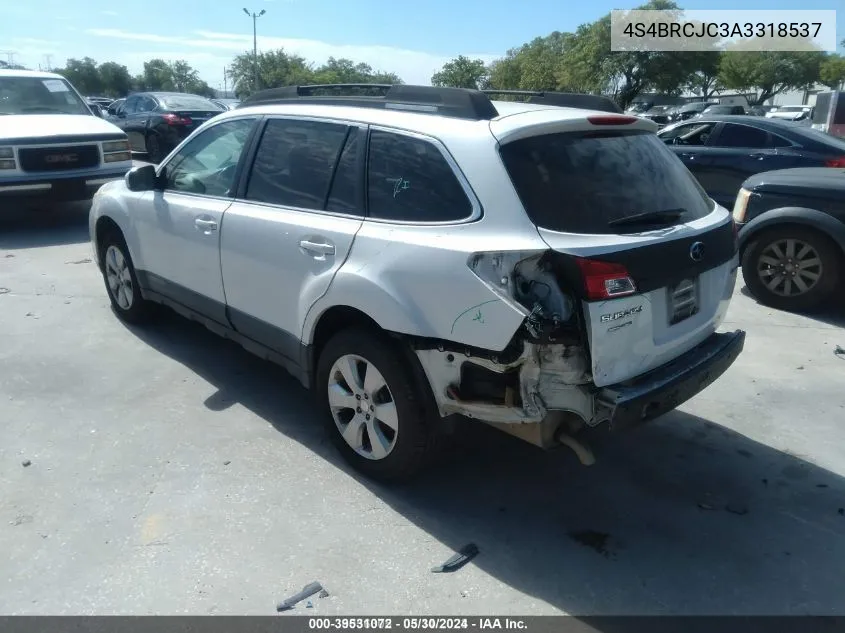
[229,49,315,97]
[819,54,845,90]
[58,57,102,95]
[97,61,132,98]
[312,57,400,84]
[485,52,523,91]
[137,58,175,91]
[720,50,824,104]
[431,55,489,89]
[170,60,199,92]
[685,52,722,99]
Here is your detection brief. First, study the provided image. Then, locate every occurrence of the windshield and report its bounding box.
[0,76,90,115]
[499,130,713,234]
[160,95,224,111]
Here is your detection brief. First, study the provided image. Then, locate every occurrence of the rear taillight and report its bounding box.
[587,115,638,126]
[824,156,845,167]
[162,113,192,126]
[575,258,637,301]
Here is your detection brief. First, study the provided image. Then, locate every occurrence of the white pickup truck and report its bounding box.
[0,69,132,207]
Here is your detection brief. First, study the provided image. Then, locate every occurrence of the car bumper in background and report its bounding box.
[0,170,129,203]
[598,330,746,430]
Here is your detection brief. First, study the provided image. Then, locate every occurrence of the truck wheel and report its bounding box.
[316,328,438,482]
[742,226,841,312]
[99,231,153,324]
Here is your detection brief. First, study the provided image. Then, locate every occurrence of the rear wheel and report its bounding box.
[316,328,438,482]
[742,226,841,312]
[145,134,165,164]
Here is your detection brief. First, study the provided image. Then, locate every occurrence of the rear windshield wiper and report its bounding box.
[607,208,687,228]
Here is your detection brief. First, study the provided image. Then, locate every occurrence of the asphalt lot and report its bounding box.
[1,200,844,617]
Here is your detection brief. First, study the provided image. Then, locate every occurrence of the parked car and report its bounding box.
[86,96,113,108]
[658,115,845,208]
[699,104,746,116]
[640,105,673,127]
[811,91,845,138]
[0,69,132,207]
[106,98,125,117]
[89,84,745,481]
[110,92,224,162]
[669,101,714,123]
[734,167,844,311]
[212,98,241,111]
[766,105,813,123]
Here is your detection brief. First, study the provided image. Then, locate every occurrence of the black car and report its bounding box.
[734,168,845,311]
[111,92,224,162]
[669,101,713,123]
[658,115,845,208]
[641,105,673,127]
[106,98,125,116]
[700,104,747,116]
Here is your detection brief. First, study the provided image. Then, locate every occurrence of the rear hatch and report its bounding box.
[493,114,738,387]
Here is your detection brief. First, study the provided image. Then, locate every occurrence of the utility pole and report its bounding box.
[0,50,18,67]
[223,66,228,95]
[242,8,266,93]
[43,54,53,71]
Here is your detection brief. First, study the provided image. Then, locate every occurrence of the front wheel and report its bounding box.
[742,226,841,312]
[99,231,153,324]
[316,329,438,482]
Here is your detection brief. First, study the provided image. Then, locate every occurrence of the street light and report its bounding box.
[243,8,266,93]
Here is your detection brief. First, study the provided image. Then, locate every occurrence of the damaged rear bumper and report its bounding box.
[597,330,746,430]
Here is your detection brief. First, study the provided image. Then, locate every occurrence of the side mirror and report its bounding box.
[125,164,159,192]
[90,104,103,118]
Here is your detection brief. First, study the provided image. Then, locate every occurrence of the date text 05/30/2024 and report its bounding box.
[308,618,528,630]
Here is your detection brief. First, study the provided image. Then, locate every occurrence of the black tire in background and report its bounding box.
[742,225,841,312]
[316,328,439,482]
[145,134,165,164]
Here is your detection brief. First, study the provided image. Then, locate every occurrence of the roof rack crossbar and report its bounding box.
[239,84,499,120]
[482,89,622,114]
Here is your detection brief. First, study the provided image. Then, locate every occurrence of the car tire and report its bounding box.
[145,134,165,164]
[742,226,841,312]
[99,230,153,324]
[316,328,438,482]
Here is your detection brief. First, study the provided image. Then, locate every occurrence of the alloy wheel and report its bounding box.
[756,238,823,298]
[105,245,134,310]
[327,354,399,460]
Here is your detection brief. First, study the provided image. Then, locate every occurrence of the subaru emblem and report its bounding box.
[689,241,704,262]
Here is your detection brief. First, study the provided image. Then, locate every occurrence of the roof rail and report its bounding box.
[238,84,500,120]
[482,90,622,114]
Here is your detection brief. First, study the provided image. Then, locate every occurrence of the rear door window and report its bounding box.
[713,124,770,148]
[499,130,712,235]
[366,129,473,222]
[659,122,716,146]
[246,118,350,210]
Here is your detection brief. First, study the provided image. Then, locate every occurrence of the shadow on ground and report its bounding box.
[124,309,845,616]
[739,285,845,329]
[0,203,91,250]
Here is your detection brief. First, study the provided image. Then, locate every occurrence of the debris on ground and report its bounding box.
[0,288,9,295]
[4,254,14,258]
[276,581,325,612]
[796,366,804,370]
[223,461,231,466]
[22,459,31,467]
[835,346,845,359]
[725,504,749,516]
[431,543,480,573]
[66,258,92,265]
[306,601,313,609]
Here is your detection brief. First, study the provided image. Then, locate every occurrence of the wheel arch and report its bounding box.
[738,207,845,260]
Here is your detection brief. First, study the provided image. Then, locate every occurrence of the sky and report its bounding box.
[1,0,842,89]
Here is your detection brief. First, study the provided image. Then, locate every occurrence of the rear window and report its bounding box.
[499,130,713,234]
[159,95,222,111]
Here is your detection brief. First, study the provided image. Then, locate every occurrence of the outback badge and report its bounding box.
[600,305,643,323]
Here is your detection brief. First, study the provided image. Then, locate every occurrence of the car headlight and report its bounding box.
[0,158,15,170]
[104,151,132,163]
[732,188,752,223]
[102,139,130,153]
[0,147,13,159]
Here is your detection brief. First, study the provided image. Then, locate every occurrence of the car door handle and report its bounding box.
[749,152,768,159]
[195,218,218,232]
[299,240,335,256]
